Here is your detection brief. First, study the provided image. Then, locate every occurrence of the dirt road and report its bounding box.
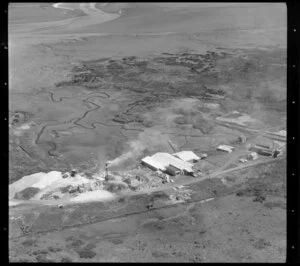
[10,156,283,210]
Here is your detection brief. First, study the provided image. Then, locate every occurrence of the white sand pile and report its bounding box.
[31,171,62,189]
[9,171,90,200]
[9,172,48,199]
[70,190,114,203]
[9,200,23,207]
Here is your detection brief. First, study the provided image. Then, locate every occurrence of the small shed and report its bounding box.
[238,135,247,144]
[247,152,258,160]
[199,153,208,159]
[217,145,234,153]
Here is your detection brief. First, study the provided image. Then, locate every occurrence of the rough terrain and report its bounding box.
[9,3,286,263]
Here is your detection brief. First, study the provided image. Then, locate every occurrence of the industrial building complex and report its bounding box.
[140,132,286,179]
[141,151,198,176]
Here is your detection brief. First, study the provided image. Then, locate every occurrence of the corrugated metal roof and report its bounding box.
[173,151,200,162]
[255,136,273,149]
[141,156,166,171]
[217,145,234,152]
[151,152,193,172]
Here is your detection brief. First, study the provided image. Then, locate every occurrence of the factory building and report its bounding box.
[141,156,166,171]
[173,151,200,163]
[254,136,274,150]
[250,145,273,156]
[250,136,286,157]
[151,153,194,175]
[141,152,194,176]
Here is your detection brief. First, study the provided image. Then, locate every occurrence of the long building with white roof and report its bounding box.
[173,151,200,163]
[141,152,194,175]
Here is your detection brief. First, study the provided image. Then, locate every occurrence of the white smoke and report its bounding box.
[108,129,175,169]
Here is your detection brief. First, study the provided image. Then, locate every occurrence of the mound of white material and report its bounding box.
[9,200,22,206]
[9,171,88,199]
[70,190,114,203]
[31,171,62,189]
[9,172,48,199]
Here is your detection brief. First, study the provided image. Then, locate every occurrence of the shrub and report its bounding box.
[173,116,187,125]
[253,238,271,249]
[123,178,131,185]
[47,246,61,253]
[68,239,84,249]
[61,256,73,262]
[253,194,266,203]
[35,254,53,262]
[151,191,169,201]
[22,238,37,247]
[32,249,48,256]
[105,181,128,193]
[152,250,168,258]
[85,243,96,250]
[77,248,97,259]
[60,185,72,193]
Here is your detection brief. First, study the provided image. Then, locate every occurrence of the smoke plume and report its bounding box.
[108,129,175,169]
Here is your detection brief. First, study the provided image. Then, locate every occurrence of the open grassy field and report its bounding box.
[9,3,286,262]
[9,41,286,182]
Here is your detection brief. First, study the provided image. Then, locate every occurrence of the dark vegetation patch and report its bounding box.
[22,238,38,247]
[9,110,34,126]
[152,250,169,258]
[35,254,54,263]
[47,246,62,253]
[66,238,84,250]
[264,201,286,209]
[142,219,165,231]
[60,185,72,193]
[76,248,97,259]
[60,256,73,262]
[192,115,216,134]
[111,238,124,245]
[151,191,170,201]
[104,181,128,193]
[253,238,272,249]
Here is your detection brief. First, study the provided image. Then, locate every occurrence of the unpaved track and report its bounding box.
[9,157,284,239]
[10,157,283,209]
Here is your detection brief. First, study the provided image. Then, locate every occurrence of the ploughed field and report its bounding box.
[9,47,286,183]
